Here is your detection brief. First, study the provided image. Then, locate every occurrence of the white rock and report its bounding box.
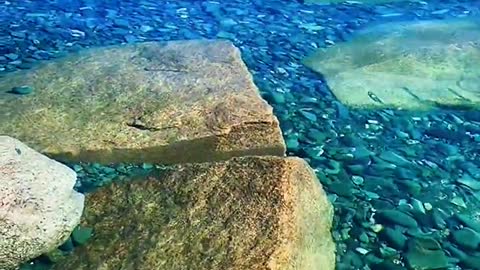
[0,136,84,269]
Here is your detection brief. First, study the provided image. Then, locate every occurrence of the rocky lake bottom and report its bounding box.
[1,0,480,269]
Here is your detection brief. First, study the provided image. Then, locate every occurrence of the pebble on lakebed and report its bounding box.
[10,85,34,95]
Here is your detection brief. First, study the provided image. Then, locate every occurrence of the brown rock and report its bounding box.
[0,40,285,164]
[53,156,335,270]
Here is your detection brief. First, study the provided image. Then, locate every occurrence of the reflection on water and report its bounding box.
[1,0,479,269]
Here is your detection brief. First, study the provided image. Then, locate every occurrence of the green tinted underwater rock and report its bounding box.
[303,18,480,110]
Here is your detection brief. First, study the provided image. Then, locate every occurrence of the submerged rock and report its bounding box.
[10,85,33,95]
[451,228,480,250]
[404,238,449,270]
[375,210,418,228]
[0,136,84,270]
[303,18,480,110]
[53,156,335,270]
[0,40,285,164]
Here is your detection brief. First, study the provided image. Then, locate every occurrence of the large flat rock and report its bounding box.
[303,19,480,110]
[52,156,335,270]
[0,40,285,164]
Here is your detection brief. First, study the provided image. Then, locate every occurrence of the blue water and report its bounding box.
[2,0,480,269]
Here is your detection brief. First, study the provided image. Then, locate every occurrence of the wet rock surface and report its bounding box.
[52,156,335,270]
[0,40,285,164]
[303,18,480,110]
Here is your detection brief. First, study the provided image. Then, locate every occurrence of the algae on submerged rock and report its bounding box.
[52,156,335,270]
[0,40,285,164]
[303,18,480,110]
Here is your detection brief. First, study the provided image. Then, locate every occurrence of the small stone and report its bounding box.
[4,53,19,60]
[328,181,353,198]
[324,159,341,175]
[364,191,380,200]
[359,232,369,243]
[380,227,407,250]
[268,92,285,104]
[379,246,397,258]
[423,203,433,211]
[457,174,480,190]
[124,35,138,43]
[306,129,326,143]
[339,134,363,147]
[452,228,480,250]
[351,175,364,185]
[142,163,154,170]
[355,247,369,255]
[347,165,365,175]
[371,224,383,233]
[379,151,409,166]
[365,254,384,266]
[405,238,448,270]
[10,31,26,39]
[140,25,154,33]
[10,85,33,95]
[455,214,480,233]
[375,210,418,228]
[113,18,130,28]
[71,226,93,246]
[411,198,425,214]
[220,18,238,28]
[72,165,83,172]
[299,110,317,122]
[431,208,447,229]
[102,167,117,174]
[451,196,467,208]
[398,180,422,196]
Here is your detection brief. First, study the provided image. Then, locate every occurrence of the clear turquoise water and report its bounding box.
[2,0,480,269]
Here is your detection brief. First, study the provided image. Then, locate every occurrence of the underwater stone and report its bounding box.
[303,18,480,110]
[378,151,410,167]
[71,226,93,246]
[404,238,449,270]
[10,85,33,95]
[451,228,480,250]
[306,129,327,143]
[52,156,335,270]
[455,214,480,233]
[299,110,317,122]
[4,53,19,60]
[456,174,480,190]
[380,227,407,250]
[269,91,286,104]
[375,210,418,228]
[0,40,285,164]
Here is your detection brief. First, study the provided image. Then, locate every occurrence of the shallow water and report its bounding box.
[1,0,480,269]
